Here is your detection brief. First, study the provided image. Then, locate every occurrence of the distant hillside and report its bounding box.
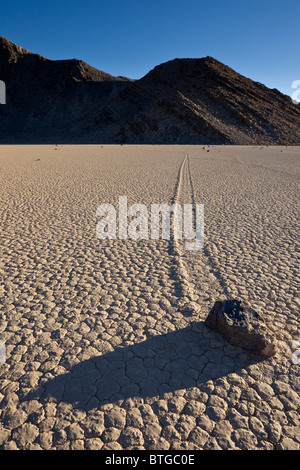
[0,36,299,144]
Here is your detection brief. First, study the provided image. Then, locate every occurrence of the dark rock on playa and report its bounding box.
[205,299,277,357]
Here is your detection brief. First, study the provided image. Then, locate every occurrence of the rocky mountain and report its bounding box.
[0,36,299,144]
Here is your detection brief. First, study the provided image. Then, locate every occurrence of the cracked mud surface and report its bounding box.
[0,145,299,450]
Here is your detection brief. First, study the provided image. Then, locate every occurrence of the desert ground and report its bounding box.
[0,144,299,450]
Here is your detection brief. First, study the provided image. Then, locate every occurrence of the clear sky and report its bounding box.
[1,0,299,97]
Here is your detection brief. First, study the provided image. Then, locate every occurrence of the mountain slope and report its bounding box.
[0,36,299,144]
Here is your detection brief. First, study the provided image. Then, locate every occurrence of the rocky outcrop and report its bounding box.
[0,36,299,144]
[205,299,277,357]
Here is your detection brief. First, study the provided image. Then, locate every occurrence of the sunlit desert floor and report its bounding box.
[0,144,299,450]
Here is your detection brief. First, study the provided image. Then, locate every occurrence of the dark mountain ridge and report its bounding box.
[0,36,299,144]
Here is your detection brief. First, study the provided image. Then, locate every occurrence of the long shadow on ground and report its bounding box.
[27,322,263,411]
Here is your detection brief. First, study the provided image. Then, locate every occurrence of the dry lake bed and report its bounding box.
[0,144,299,450]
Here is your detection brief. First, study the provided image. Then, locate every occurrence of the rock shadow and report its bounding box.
[26,322,263,411]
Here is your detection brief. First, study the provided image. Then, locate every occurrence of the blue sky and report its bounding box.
[1,0,299,97]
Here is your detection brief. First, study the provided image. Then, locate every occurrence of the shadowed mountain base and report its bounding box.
[0,36,299,145]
